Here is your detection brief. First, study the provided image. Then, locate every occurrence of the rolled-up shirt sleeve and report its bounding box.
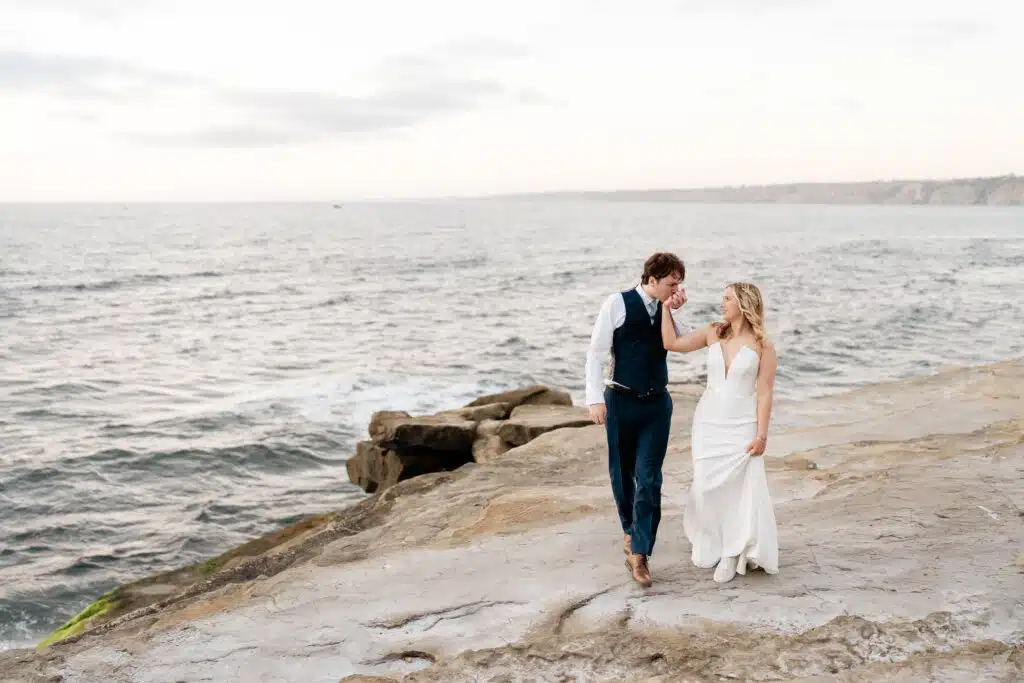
[585,293,620,405]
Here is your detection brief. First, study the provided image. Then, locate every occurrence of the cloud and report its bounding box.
[822,17,990,54]
[127,127,307,148]
[0,0,160,19]
[0,50,198,100]
[514,88,556,106]
[672,1,990,47]
[886,19,988,46]
[0,37,546,147]
[702,82,861,114]
[675,0,823,14]
[150,78,508,147]
[147,38,541,147]
[372,37,533,82]
[429,37,535,61]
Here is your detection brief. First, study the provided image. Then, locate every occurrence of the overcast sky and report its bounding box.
[1,0,1021,201]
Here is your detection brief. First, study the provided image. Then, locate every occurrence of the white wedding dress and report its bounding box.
[684,341,779,581]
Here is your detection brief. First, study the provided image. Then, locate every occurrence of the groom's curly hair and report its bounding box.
[641,252,685,284]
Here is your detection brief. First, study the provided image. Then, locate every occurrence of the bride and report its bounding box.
[661,282,779,583]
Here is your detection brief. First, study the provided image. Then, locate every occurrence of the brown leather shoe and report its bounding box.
[626,553,653,587]
[623,533,631,555]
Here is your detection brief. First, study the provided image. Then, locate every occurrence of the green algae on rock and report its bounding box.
[38,593,120,648]
[34,509,342,648]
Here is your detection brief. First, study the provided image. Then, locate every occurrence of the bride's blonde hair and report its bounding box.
[713,282,768,350]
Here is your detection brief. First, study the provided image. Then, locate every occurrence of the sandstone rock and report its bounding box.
[439,402,512,422]
[347,440,473,493]
[473,419,513,463]
[351,387,581,497]
[367,410,410,439]
[368,413,477,452]
[380,449,473,490]
[345,441,388,493]
[476,419,503,438]
[464,384,572,410]
[497,404,593,446]
[472,435,511,463]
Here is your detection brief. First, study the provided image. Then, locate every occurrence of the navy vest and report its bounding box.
[611,289,668,395]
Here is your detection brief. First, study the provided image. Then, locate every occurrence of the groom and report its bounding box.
[585,252,687,587]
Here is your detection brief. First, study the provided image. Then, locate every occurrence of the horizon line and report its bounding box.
[0,172,1019,204]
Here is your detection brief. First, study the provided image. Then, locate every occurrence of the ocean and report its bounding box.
[1,200,1022,649]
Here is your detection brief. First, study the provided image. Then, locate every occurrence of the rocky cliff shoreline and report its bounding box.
[17,384,596,656]
[509,174,1024,205]
[2,361,1022,682]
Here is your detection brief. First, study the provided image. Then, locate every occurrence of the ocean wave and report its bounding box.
[140,411,260,434]
[689,303,720,318]
[13,407,113,421]
[192,502,263,526]
[410,255,488,272]
[785,360,844,376]
[27,271,223,293]
[185,287,280,302]
[8,381,112,398]
[58,556,116,577]
[0,440,338,521]
[81,443,333,479]
[0,465,73,492]
[497,336,529,348]
[307,294,354,309]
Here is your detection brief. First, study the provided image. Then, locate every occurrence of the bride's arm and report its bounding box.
[747,341,777,456]
[661,302,709,352]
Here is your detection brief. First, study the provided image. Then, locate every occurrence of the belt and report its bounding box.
[606,381,667,399]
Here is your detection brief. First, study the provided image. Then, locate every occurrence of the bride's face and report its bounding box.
[722,287,741,322]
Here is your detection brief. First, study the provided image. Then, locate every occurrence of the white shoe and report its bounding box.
[713,556,738,583]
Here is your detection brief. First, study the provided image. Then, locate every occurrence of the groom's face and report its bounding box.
[650,273,683,302]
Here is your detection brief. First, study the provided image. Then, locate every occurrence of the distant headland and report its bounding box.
[497,174,1024,206]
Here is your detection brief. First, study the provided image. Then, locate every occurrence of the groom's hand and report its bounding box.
[588,403,607,425]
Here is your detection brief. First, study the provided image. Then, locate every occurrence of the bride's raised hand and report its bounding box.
[666,289,687,310]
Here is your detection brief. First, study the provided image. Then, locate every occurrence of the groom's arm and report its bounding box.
[584,293,623,408]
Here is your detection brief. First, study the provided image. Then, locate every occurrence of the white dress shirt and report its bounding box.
[585,285,688,405]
